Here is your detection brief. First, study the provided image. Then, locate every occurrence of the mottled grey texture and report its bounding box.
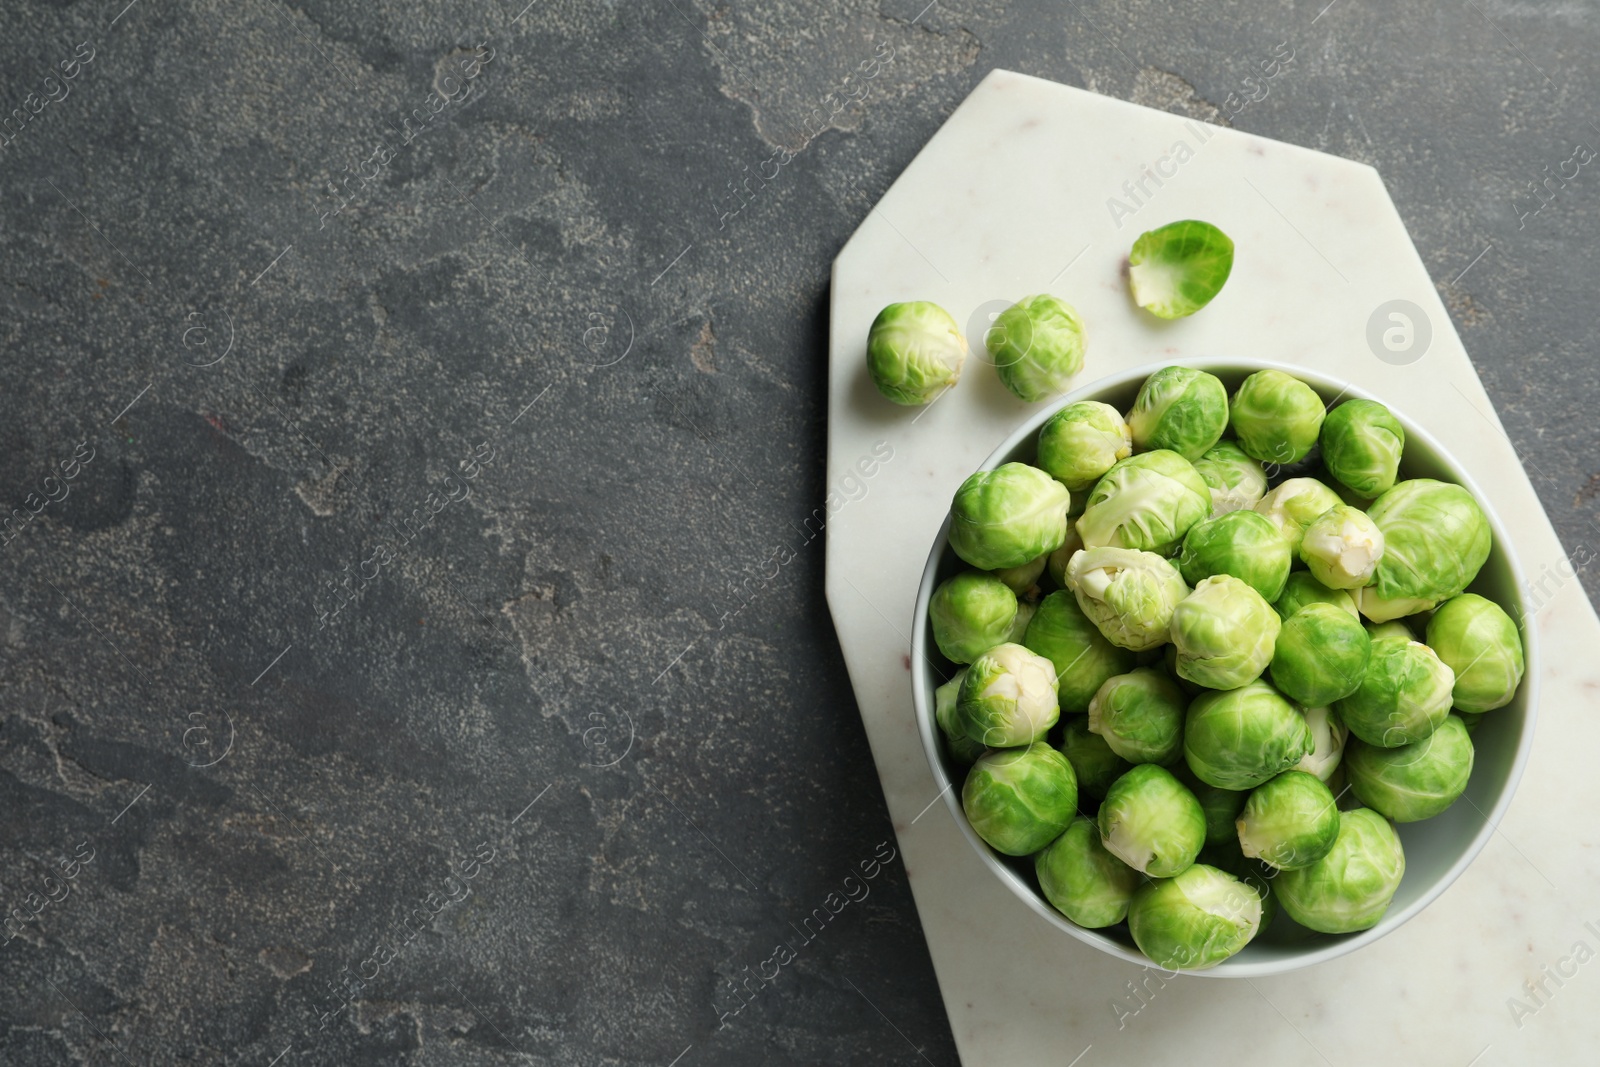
[0,0,1595,1064]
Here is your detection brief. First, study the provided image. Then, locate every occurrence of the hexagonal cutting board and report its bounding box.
[825,70,1600,1066]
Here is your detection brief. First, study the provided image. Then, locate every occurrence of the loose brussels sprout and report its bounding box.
[950,463,1074,571]
[962,744,1079,856]
[1064,547,1190,652]
[1045,527,1085,589]
[1198,843,1279,931]
[1127,220,1235,320]
[1192,440,1269,517]
[1236,770,1341,871]
[1170,575,1282,690]
[1098,764,1206,877]
[1076,450,1212,555]
[1268,602,1371,706]
[990,554,1048,597]
[1184,680,1313,790]
[1334,638,1455,748]
[1426,593,1526,713]
[1087,668,1188,764]
[1273,807,1405,934]
[1365,619,1416,642]
[1023,591,1136,713]
[934,669,985,764]
[987,294,1087,402]
[1127,366,1230,461]
[1058,717,1133,798]
[1300,504,1385,590]
[866,301,968,405]
[929,571,1021,664]
[1294,705,1350,781]
[1345,714,1475,823]
[1229,369,1327,466]
[1320,399,1405,497]
[1177,510,1292,602]
[1037,402,1132,491]
[1036,815,1141,928]
[1254,478,1343,556]
[1174,764,1248,847]
[1362,479,1492,621]
[957,643,1061,748]
[1274,572,1359,620]
[1127,864,1261,970]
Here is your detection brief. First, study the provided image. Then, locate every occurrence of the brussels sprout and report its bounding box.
[1009,602,1037,644]
[1320,399,1405,497]
[1036,815,1141,928]
[1362,479,1492,621]
[1300,504,1385,590]
[1294,705,1349,781]
[1088,668,1188,764]
[1426,593,1526,713]
[1365,619,1416,642]
[950,463,1074,571]
[1345,714,1475,823]
[1457,710,1486,735]
[1170,575,1282,690]
[1174,764,1248,847]
[865,301,968,405]
[1023,591,1136,713]
[1076,450,1212,555]
[1334,638,1455,748]
[962,744,1079,856]
[1127,366,1230,460]
[1236,770,1341,871]
[1273,807,1405,934]
[929,571,1021,664]
[1184,680,1313,790]
[934,669,985,764]
[1268,602,1371,706]
[1177,510,1292,602]
[1098,764,1206,877]
[1064,547,1190,652]
[1127,220,1235,319]
[1274,571,1359,620]
[1037,401,1132,491]
[991,554,1048,598]
[1127,864,1261,970]
[957,643,1061,748]
[1192,440,1269,517]
[1058,717,1133,798]
[1229,370,1327,466]
[1254,478,1343,556]
[1198,843,1279,931]
[987,294,1087,402]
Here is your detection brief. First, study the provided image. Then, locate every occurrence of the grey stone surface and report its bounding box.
[0,1,1595,1064]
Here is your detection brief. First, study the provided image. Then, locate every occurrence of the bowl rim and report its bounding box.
[909,355,1541,978]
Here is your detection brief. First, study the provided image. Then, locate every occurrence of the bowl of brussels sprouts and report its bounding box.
[911,358,1537,976]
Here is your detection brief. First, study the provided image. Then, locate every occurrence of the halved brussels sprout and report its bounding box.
[1229,370,1327,466]
[1236,770,1341,871]
[1425,593,1526,712]
[1177,510,1291,602]
[1268,602,1371,706]
[1098,764,1206,877]
[1127,864,1261,970]
[1127,366,1229,461]
[1362,479,1492,621]
[988,294,1087,402]
[1023,591,1136,713]
[1076,450,1212,555]
[1294,705,1350,781]
[1127,220,1235,319]
[1184,680,1313,790]
[1320,399,1405,497]
[1036,815,1141,928]
[1088,667,1188,764]
[1274,571,1359,620]
[866,301,967,405]
[1254,478,1343,556]
[1174,764,1248,847]
[1037,401,1132,491]
[962,744,1078,856]
[1064,547,1190,652]
[1058,716,1133,798]
[1300,504,1385,590]
[1192,440,1269,517]
[1273,807,1405,934]
[1345,714,1475,823]
[1334,638,1455,748]
[950,463,1073,571]
[1170,575,1282,690]
[957,643,1061,748]
[929,571,1021,663]
[934,669,985,764]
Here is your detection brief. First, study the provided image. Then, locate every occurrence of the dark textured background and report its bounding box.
[1,1,1596,1064]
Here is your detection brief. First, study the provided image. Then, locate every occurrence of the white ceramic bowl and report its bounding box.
[910,357,1540,977]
